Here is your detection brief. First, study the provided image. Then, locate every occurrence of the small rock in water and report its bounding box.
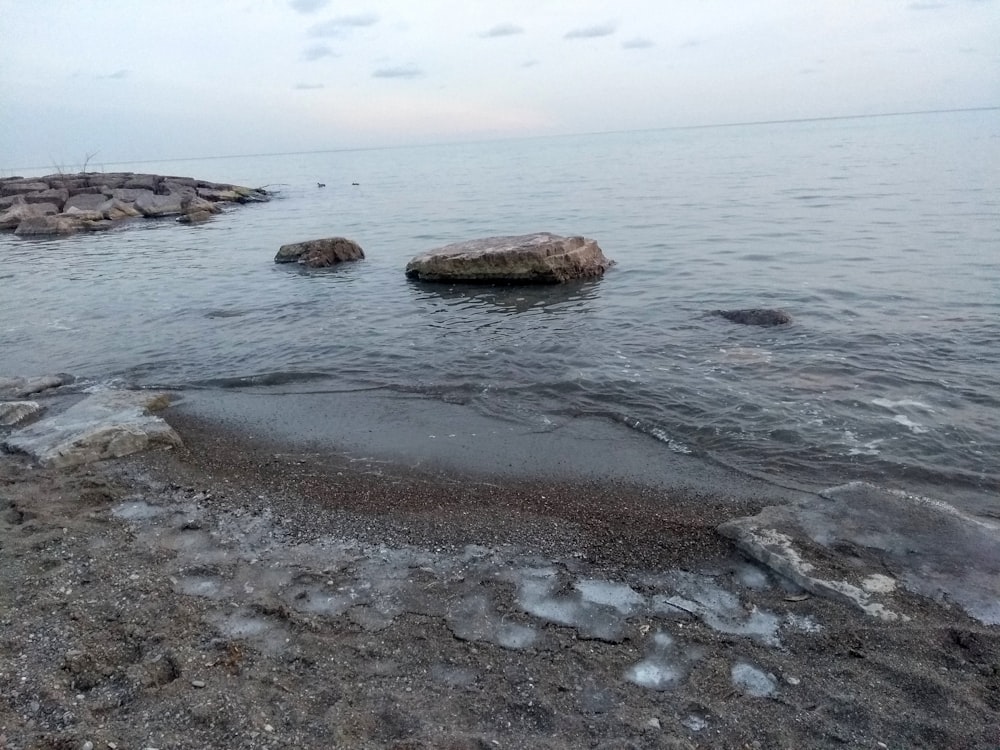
[712,308,792,326]
[190,679,206,688]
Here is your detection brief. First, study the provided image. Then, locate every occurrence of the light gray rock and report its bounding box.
[0,401,43,426]
[718,481,1000,624]
[0,374,69,398]
[405,233,615,284]
[134,191,185,217]
[99,198,142,221]
[0,202,61,229]
[275,237,365,268]
[2,390,182,468]
[64,193,109,212]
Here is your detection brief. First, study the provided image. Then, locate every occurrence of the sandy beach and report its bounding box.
[2,397,998,750]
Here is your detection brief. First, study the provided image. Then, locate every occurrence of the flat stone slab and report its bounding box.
[2,390,182,468]
[405,232,615,284]
[719,481,1000,624]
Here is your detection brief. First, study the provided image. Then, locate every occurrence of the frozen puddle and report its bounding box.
[112,489,830,691]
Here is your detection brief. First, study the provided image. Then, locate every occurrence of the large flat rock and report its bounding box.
[405,233,614,284]
[2,390,182,468]
[719,481,1000,624]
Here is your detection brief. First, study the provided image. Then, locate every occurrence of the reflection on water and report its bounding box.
[408,277,603,315]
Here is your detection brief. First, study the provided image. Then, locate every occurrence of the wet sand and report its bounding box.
[1,399,999,749]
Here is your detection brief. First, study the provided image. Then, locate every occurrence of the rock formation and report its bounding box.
[405,233,615,284]
[274,237,365,268]
[711,308,792,326]
[0,172,268,236]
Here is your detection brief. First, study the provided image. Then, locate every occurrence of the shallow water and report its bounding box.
[2,110,998,509]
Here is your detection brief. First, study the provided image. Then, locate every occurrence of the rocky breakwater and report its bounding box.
[0,172,269,236]
[405,232,615,283]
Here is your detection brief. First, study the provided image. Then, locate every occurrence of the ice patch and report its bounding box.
[574,579,646,614]
[112,500,168,521]
[626,660,681,691]
[731,662,777,697]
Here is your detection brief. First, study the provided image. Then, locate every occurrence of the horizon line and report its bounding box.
[4,105,997,172]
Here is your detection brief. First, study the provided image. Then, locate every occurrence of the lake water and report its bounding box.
[2,110,998,511]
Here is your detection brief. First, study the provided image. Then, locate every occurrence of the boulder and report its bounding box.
[134,191,185,217]
[404,233,615,284]
[0,202,60,229]
[275,237,365,268]
[64,192,108,212]
[23,188,68,207]
[14,215,83,236]
[123,174,159,191]
[2,390,181,468]
[177,210,214,224]
[0,181,49,197]
[712,308,792,326]
[100,198,142,221]
[0,195,24,210]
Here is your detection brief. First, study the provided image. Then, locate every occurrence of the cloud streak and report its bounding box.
[564,22,617,40]
[98,69,130,80]
[308,13,379,37]
[479,23,524,39]
[294,83,325,90]
[622,37,654,50]
[373,65,423,79]
[289,0,330,13]
[303,43,335,61]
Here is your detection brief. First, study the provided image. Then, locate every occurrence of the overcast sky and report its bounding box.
[1,0,997,169]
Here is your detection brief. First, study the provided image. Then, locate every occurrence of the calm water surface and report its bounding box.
[3,111,998,509]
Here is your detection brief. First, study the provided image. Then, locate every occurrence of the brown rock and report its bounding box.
[275,237,365,268]
[405,233,614,284]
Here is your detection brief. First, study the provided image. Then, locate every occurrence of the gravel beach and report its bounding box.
[2,403,999,749]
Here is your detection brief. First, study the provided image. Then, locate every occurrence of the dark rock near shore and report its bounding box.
[405,233,615,284]
[0,172,269,237]
[275,237,365,268]
[712,308,792,326]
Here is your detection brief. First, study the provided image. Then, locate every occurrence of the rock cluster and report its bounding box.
[405,233,615,284]
[274,237,365,268]
[0,172,269,236]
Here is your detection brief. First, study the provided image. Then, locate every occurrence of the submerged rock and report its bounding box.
[2,390,182,468]
[274,237,365,268]
[405,233,615,284]
[712,308,792,326]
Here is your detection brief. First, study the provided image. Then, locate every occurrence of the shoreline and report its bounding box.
[2,393,999,748]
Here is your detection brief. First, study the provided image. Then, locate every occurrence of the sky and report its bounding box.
[1,0,997,169]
